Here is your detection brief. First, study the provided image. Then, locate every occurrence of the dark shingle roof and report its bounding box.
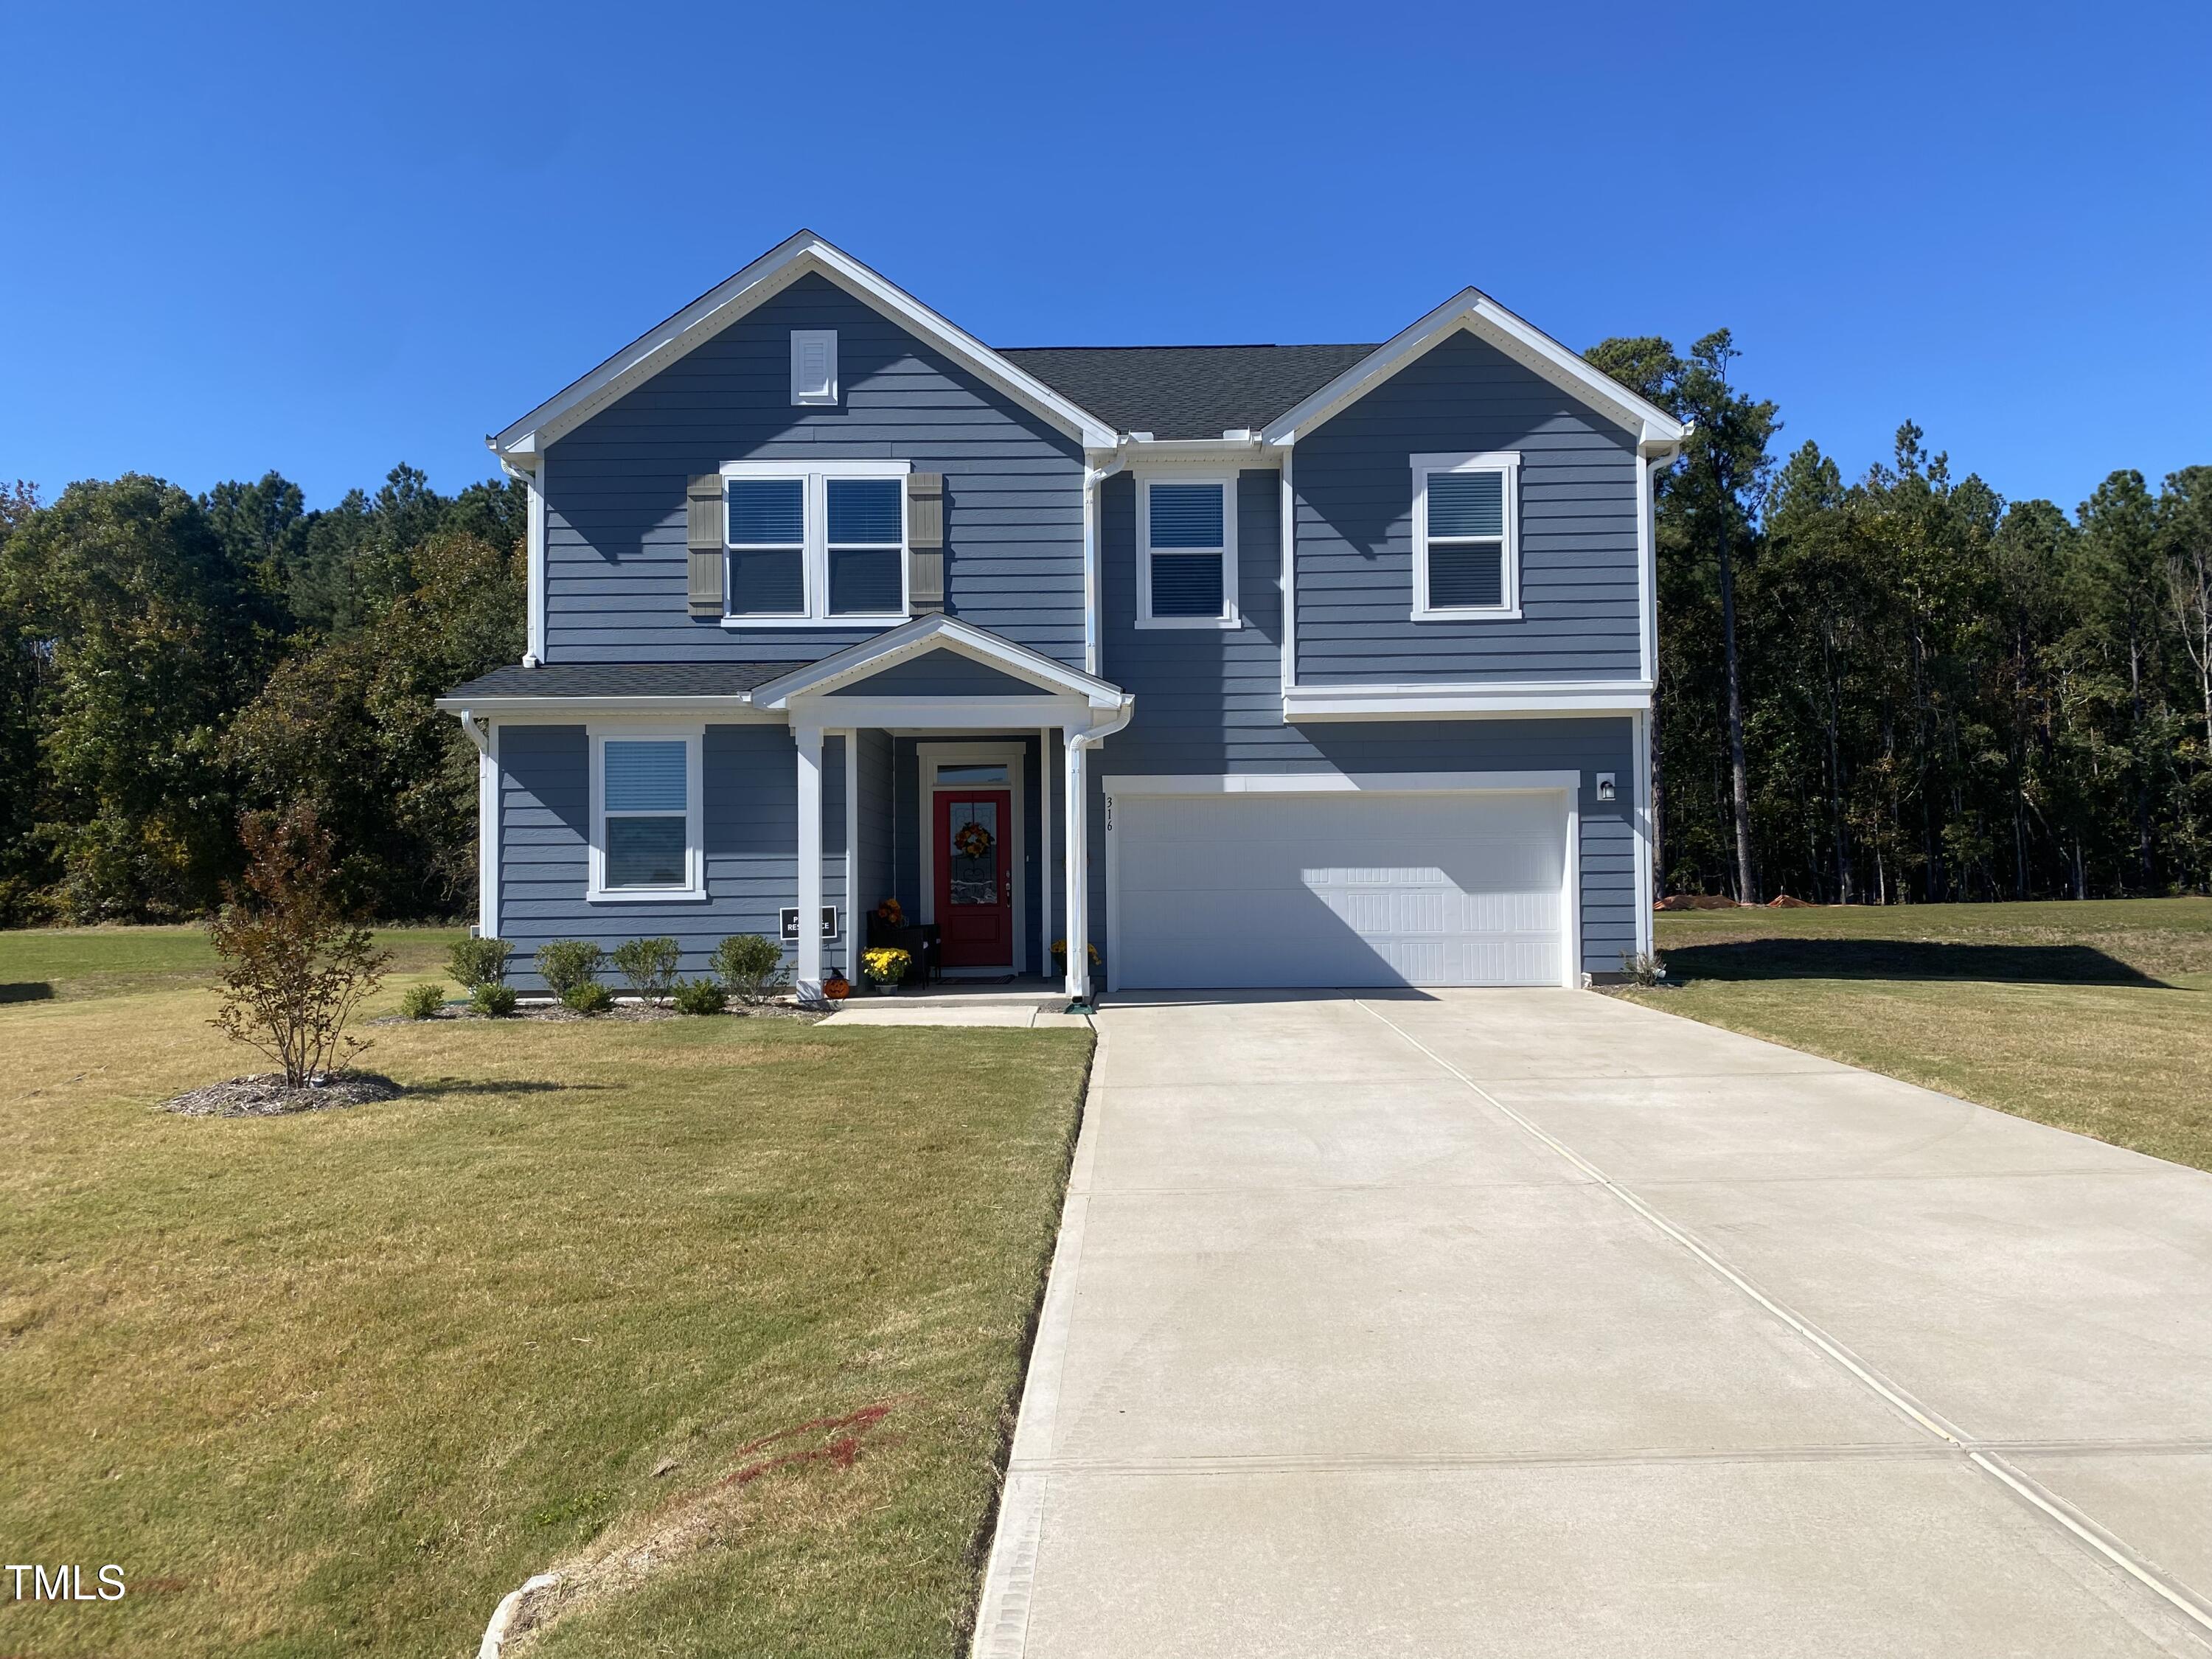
[999,344,1378,440]
[442,661,808,700]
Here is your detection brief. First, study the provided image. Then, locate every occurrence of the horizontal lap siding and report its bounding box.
[546,273,1085,667]
[1093,469,1635,975]
[1293,329,1641,684]
[829,651,1043,698]
[857,728,894,929]
[495,723,845,989]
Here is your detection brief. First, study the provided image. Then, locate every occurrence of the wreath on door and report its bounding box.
[953,821,994,860]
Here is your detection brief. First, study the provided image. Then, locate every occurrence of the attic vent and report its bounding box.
[790,330,838,406]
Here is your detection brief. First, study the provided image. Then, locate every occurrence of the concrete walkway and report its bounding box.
[971,990,2212,1658]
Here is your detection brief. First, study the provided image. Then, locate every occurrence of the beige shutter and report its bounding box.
[686,475,724,616]
[908,473,945,612]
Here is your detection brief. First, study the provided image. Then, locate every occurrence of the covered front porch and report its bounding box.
[752,616,1131,1004]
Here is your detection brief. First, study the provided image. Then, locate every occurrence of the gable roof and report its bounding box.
[751,614,1124,709]
[998,344,1377,440]
[1262,288,1687,451]
[490,231,1119,462]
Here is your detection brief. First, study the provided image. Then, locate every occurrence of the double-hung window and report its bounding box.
[1138,475,1239,628]
[590,728,704,901]
[1411,451,1520,619]
[722,460,910,625]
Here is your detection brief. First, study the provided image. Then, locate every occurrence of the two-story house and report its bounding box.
[437,231,1683,1001]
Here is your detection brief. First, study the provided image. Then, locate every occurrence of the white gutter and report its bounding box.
[1082,452,1127,679]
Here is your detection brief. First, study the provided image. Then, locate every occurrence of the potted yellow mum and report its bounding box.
[861,946,912,993]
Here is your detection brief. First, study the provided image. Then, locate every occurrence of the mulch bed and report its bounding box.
[369,1001,820,1027]
[161,1071,406,1118]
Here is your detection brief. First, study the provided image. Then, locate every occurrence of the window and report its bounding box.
[721,461,910,625]
[1411,452,1520,619]
[790,330,838,405]
[1138,476,1239,628]
[827,477,903,616]
[728,477,805,615]
[590,729,704,901]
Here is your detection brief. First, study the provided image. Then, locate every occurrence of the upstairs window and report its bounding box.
[1138,476,1239,628]
[728,477,806,616]
[827,477,904,616]
[1411,452,1520,619]
[722,461,910,625]
[591,731,704,901]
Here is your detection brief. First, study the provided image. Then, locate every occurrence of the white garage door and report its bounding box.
[1110,789,1568,989]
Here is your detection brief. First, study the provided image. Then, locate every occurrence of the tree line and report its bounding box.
[1590,333,2211,904]
[0,467,525,925]
[5,342,2209,925]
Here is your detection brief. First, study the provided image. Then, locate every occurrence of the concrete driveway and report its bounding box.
[971,990,2212,1658]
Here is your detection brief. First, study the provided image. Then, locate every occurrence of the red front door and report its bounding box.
[936,790,1013,969]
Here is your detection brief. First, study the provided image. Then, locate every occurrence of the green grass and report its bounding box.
[1627,897,2212,1172]
[0,933,1092,1657]
[0,923,467,1004]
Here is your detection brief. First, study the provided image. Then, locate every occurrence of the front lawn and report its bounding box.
[1627,897,2212,1172]
[0,928,1091,1657]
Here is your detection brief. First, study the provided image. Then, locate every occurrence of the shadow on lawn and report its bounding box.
[404,1078,616,1098]
[1665,939,2172,987]
[1,982,56,1004]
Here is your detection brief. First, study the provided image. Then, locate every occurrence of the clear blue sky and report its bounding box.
[5,1,2207,516]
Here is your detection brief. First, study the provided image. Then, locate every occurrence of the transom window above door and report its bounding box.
[1138,476,1239,628]
[722,460,911,625]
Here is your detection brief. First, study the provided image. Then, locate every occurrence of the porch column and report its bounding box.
[1062,726,1088,1001]
[1038,726,1054,984]
[794,723,824,999]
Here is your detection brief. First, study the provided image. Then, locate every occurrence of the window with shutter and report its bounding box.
[1138,476,1238,628]
[717,461,911,624]
[1411,453,1521,619]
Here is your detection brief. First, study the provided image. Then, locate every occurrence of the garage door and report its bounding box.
[1110,789,1567,989]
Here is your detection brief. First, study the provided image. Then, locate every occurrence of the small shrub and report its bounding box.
[562,981,615,1015]
[611,936,682,1005]
[672,977,727,1015]
[470,981,520,1018]
[447,936,510,989]
[1620,949,1667,987]
[712,933,785,1002]
[207,804,392,1086]
[536,940,605,999]
[400,981,446,1020]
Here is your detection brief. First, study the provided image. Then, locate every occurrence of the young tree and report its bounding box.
[207,804,392,1086]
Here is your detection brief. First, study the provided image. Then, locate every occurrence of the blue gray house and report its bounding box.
[437,232,1683,999]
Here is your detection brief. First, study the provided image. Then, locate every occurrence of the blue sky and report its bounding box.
[5,1,2207,515]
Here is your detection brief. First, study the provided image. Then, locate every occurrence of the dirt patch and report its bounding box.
[160,1071,405,1118]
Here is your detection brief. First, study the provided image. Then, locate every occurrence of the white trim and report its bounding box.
[1063,732,1089,1000]
[1637,451,1660,685]
[1282,681,1652,720]
[1102,770,1582,796]
[917,740,1027,974]
[1135,471,1239,629]
[754,613,1122,708]
[490,231,1117,459]
[523,459,548,665]
[1279,448,1297,697]
[720,459,911,627]
[479,723,500,937]
[789,329,838,406]
[1101,769,1583,992]
[1411,451,1521,622]
[1632,707,1655,960]
[1262,288,1686,449]
[586,724,707,903]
